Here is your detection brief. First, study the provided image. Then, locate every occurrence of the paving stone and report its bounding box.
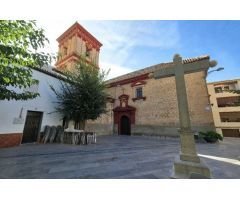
[0,135,239,179]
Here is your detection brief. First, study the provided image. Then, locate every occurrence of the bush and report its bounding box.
[199,131,223,143]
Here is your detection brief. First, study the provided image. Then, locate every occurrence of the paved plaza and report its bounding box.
[0,135,239,179]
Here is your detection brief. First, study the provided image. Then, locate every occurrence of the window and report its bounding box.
[85,46,91,57]
[224,86,230,91]
[214,87,222,93]
[63,47,68,56]
[221,118,229,122]
[214,85,234,93]
[136,87,143,98]
[132,87,146,102]
[85,50,90,57]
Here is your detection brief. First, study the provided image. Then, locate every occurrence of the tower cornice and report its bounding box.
[56,22,102,51]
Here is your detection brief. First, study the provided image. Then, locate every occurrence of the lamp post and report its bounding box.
[207,67,224,75]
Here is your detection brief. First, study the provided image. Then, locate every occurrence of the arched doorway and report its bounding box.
[120,115,131,135]
[113,94,136,135]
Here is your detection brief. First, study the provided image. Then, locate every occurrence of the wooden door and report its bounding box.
[120,116,131,135]
[22,111,43,143]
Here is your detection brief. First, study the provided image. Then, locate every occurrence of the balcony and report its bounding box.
[220,112,240,122]
[214,82,237,94]
[217,96,240,107]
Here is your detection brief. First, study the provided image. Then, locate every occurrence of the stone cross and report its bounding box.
[153,54,217,178]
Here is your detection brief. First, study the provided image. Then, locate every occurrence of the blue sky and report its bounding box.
[39,20,240,82]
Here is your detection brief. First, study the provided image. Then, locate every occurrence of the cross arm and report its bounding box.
[152,56,217,79]
[183,59,217,75]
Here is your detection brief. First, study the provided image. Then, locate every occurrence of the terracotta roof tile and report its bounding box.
[183,55,209,64]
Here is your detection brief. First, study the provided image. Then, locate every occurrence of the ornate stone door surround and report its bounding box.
[113,94,136,135]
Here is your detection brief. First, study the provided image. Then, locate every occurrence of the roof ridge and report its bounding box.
[56,22,102,46]
[207,78,240,84]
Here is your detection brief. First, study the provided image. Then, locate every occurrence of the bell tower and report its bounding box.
[55,22,102,71]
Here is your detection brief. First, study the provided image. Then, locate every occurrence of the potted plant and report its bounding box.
[199,131,223,143]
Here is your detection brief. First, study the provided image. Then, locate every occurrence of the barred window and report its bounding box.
[136,87,143,98]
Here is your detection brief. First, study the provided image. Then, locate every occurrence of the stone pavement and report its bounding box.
[0,135,239,179]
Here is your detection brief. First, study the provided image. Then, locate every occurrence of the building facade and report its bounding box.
[207,79,240,137]
[0,67,64,148]
[0,23,102,148]
[86,56,215,136]
[0,22,216,148]
[0,22,103,148]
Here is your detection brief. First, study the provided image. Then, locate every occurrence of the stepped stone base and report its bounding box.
[171,156,211,179]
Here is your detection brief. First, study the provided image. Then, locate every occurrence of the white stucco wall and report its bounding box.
[0,68,63,134]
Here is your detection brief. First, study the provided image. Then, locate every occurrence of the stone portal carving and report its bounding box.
[113,94,136,135]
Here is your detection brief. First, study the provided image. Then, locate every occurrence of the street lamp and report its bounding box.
[208,67,224,75]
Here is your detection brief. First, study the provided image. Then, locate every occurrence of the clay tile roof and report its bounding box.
[183,55,210,64]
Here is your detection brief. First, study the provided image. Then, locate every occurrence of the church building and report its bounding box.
[0,22,215,148]
[86,56,215,136]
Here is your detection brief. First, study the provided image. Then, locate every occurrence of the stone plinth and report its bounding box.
[171,156,211,179]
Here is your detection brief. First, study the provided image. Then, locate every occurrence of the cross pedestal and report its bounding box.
[173,129,211,179]
[153,54,217,178]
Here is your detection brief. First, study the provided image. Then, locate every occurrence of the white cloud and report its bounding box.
[81,21,180,66]
[35,20,180,71]
[99,61,133,80]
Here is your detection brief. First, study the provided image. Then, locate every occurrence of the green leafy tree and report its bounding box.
[229,89,240,94]
[0,20,52,100]
[50,60,109,129]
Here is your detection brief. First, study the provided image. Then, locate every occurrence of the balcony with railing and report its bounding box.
[220,112,240,122]
[214,82,238,94]
[217,96,240,107]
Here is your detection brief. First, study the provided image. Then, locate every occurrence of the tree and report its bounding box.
[229,89,240,94]
[0,20,52,100]
[50,60,109,129]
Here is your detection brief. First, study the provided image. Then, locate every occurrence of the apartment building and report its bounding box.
[207,78,240,137]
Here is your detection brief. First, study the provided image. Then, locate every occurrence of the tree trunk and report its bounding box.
[80,120,85,130]
[74,120,85,130]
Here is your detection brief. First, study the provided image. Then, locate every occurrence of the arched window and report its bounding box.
[63,47,68,56]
